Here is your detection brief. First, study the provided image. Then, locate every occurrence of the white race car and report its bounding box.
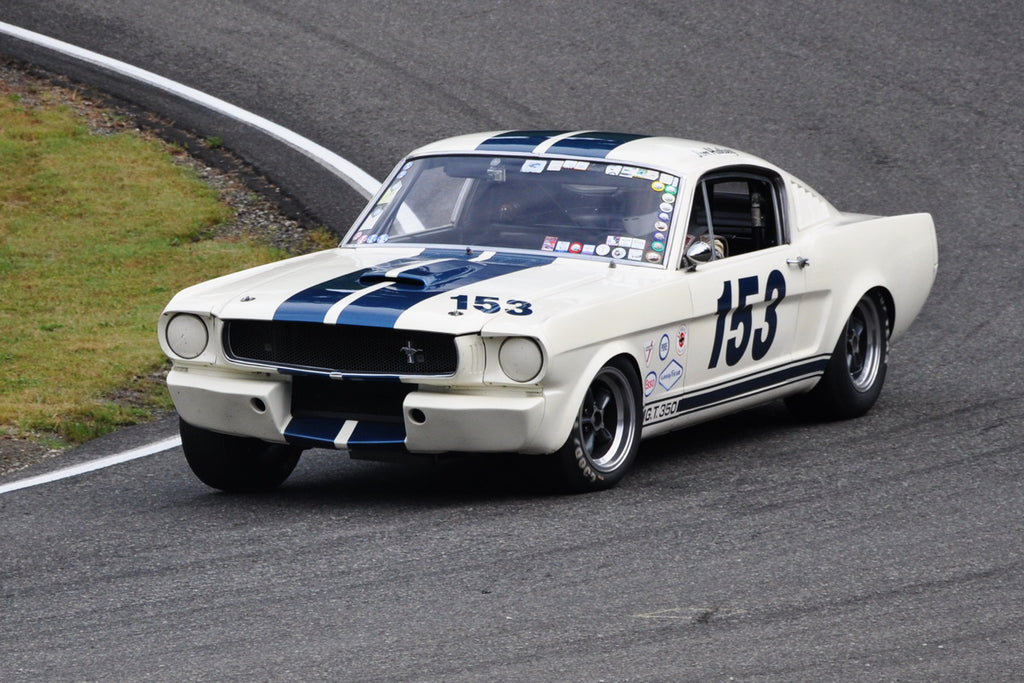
[159,131,937,492]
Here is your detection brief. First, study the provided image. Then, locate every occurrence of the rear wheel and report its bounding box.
[179,418,301,493]
[556,360,641,492]
[786,293,889,420]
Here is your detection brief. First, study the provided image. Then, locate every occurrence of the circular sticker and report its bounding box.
[645,251,662,263]
[595,244,611,256]
[651,181,665,192]
[662,193,676,204]
[653,230,667,240]
[660,203,674,213]
[644,371,658,397]
[651,241,665,252]
[569,242,583,253]
[664,185,678,195]
[611,247,627,259]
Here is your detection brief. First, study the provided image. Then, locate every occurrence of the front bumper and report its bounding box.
[167,366,550,455]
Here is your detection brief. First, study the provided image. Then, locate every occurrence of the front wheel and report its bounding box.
[555,360,642,492]
[786,293,889,421]
[179,418,301,493]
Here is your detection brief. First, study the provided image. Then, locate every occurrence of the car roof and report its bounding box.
[410,130,785,179]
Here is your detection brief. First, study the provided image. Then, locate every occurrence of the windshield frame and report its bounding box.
[342,152,686,269]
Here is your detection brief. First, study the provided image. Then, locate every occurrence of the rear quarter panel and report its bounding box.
[794,212,938,355]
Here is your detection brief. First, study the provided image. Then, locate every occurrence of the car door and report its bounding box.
[680,171,813,413]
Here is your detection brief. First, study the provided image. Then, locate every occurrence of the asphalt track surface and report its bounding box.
[1,2,1022,680]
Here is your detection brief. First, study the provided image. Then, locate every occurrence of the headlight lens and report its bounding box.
[498,337,543,382]
[165,313,209,359]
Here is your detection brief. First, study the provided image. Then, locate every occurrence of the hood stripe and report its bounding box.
[274,249,554,327]
[273,248,466,322]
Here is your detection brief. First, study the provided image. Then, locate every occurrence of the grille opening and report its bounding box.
[224,319,458,376]
[291,375,414,423]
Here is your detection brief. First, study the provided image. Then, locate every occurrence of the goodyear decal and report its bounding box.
[475,131,650,158]
[274,248,554,327]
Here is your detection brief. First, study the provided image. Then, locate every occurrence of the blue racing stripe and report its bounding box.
[545,131,650,158]
[332,251,555,328]
[273,248,467,322]
[475,130,568,153]
[283,417,343,449]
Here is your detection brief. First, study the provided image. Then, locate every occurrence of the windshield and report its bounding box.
[345,154,681,266]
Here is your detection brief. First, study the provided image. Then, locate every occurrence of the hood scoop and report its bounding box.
[357,260,488,290]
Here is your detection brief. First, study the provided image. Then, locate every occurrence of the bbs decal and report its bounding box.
[450,295,532,315]
[709,269,786,368]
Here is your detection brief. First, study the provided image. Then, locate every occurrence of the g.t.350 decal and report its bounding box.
[709,269,786,368]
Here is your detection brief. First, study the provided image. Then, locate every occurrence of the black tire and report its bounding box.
[555,360,642,492]
[786,293,889,421]
[179,418,301,493]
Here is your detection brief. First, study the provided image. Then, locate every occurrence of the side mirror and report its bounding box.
[683,239,714,270]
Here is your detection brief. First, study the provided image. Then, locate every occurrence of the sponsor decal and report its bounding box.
[627,248,643,261]
[645,252,662,264]
[581,244,596,255]
[595,244,611,256]
[644,340,655,366]
[661,193,676,204]
[651,181,665,192]
[659,334,670,361]
[611,247,627,259]
[659,359,684,391]
[542,236,558,251]
[569,242,583,253]
[651,241,665,252]
[521,159,546,174]
[660,202,674,213]
[555,241,570,252]
[643,371,658,397]
[676,324,688,355]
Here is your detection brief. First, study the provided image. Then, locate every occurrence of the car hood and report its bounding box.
[165,246,663,336]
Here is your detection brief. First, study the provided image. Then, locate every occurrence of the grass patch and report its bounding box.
[0,92,287,446]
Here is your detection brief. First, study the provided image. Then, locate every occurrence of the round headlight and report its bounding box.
[498,337,543,383]
[165,313,209,359]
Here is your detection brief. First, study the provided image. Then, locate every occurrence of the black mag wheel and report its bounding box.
[786,293,889,421]
[556,360,641,492]
[179,418,301,493]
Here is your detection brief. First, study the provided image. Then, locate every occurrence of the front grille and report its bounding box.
[224,320,458,376]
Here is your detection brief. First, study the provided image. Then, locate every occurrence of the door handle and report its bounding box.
[786,256,810,269]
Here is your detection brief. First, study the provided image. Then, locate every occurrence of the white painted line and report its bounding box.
[0,22,382,492]
[0,21,382,198]
[0,436,182,495]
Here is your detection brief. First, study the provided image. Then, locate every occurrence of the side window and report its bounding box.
[686,171,784,258]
